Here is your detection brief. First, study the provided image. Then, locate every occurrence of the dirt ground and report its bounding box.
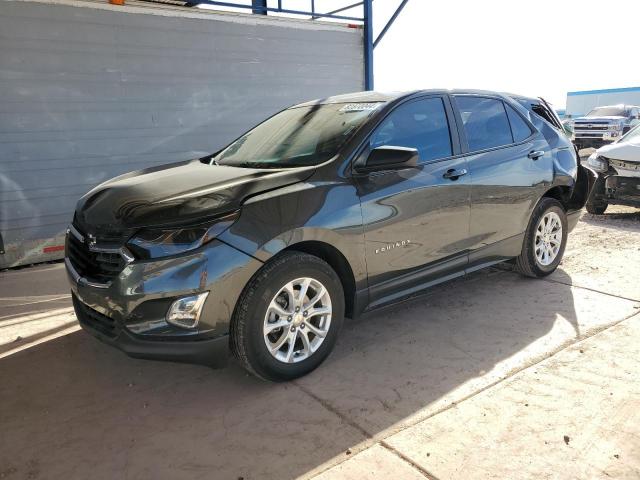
[1,206,639,480]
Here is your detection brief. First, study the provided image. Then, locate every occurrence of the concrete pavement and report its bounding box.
[1,207,639,479]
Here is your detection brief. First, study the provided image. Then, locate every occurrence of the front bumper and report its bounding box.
[66,238,263,367]
[574,137,613,150]
[604,175,640,207]
[587,173,640,208]
[574,130,622,147]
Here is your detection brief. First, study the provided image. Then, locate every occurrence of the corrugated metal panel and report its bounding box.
[565,87,640,117]
[0,0,364,268]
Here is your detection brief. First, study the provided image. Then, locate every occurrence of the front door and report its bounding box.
[355,96,472,304]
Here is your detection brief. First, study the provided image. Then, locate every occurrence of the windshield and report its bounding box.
[214,103,383,168]
[586,106,628,117]
[619,124,640,144]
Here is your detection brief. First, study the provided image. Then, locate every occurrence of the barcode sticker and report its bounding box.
[339,103,381,112]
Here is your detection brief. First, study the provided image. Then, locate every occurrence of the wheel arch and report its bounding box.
[282,240,357,318]
[542,185,572,210]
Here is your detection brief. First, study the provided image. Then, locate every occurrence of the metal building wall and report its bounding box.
[566,87,640,118]
[0,0,364,268]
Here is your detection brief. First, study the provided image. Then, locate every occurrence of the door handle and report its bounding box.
[528,150,544,160]
[443,168,468,180]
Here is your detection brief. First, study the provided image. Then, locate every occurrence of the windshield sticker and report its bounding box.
[339,103,381,112]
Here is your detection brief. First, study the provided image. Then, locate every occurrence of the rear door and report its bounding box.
[452,95,552,265]
[355,95,471,304]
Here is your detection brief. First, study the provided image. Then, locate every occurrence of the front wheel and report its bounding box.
[231,251,344,382]
[515,198,568,278]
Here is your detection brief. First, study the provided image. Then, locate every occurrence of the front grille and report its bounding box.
[574,124,608,131]
[575,132,606,139]
[66,226,126,283]
[73,294,119,339]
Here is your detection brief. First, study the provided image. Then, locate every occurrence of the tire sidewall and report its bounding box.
[240,255,344,381]
[524,199,568,276]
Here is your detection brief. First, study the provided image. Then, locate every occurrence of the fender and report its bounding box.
[218,179,369,293]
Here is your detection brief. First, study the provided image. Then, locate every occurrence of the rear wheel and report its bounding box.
[231,251,344,381]
[586,201,608,215]
[515,198,568,278]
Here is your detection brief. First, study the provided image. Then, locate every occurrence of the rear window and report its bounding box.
[513,97,563,130]
[454,96,512,151]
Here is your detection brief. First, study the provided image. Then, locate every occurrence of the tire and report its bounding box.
[586,202,608,215]
[515,198,568,278]
[230,251,344,382]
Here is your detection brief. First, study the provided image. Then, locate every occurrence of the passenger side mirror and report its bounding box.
[359,146,419,172]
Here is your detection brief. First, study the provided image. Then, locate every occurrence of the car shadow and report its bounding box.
[0,269,582,480]
[580,209,640,233]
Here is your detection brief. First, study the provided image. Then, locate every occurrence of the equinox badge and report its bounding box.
[375,240,411,254]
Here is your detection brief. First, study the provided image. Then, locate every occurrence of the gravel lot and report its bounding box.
[1,206,639,480]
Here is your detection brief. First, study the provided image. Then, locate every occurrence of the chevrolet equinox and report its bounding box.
[66,90,595,381]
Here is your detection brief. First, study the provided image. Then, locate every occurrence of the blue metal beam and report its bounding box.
[194,1,364,21]
[373,0,409,48]
[251,0,267,15]
[363,0,374,90]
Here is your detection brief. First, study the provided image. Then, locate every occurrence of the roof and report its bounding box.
[293,89,527,107]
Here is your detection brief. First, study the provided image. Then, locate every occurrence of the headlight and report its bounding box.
[609,124,621,131]
[587,152,608,172]
[127,211,239,259]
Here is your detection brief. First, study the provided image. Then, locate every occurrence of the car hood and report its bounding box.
[74,159,315,232]
[574,116,626,122]
[598,140,640,163]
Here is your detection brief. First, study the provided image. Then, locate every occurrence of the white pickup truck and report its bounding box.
[573,104,640,151]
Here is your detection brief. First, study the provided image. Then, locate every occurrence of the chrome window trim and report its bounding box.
[67,224,84,243]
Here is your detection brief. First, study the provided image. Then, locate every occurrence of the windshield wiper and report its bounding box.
[222,161,290,169]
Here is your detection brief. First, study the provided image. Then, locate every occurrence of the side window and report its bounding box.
[454,96,513,151]
[505,104,533,142]
[370,97,452,163]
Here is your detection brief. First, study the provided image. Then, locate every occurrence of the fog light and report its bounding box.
[166,292,209,329]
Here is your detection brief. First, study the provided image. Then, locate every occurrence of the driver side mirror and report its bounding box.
[358,146,419,172]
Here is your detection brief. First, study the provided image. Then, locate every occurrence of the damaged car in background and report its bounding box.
[586,124,640,214]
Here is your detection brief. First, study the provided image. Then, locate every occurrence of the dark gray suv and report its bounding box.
[66,90,595,381]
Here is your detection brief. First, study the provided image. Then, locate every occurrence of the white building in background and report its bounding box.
[565,87,640,118]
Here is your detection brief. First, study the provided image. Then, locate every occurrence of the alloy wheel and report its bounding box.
[263,277,332,363]
[534,211,563,266]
